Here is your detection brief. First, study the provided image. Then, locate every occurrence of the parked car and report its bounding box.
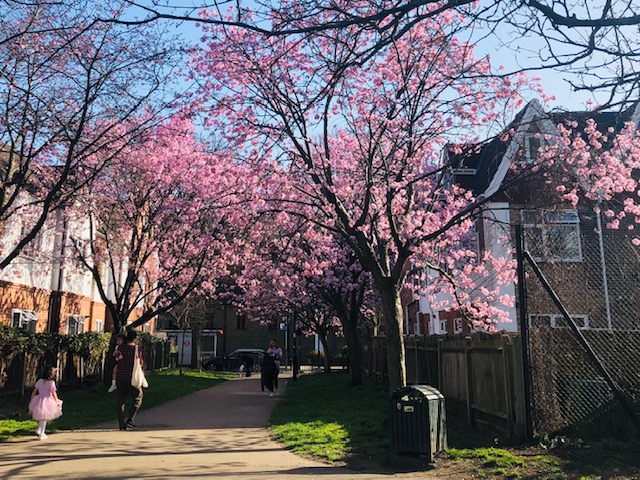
[202,348,265,372]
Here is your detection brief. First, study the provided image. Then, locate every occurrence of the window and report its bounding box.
[522,209,582,262]
[236,313,247,330]
[454,318,463,334]
[67,314,85,334]
[143,323,151,333]
[12,309,37,332]
[520,122,545,164]
[459,220,481,264]
[19,223,44,258]
[529,314,589,329]
[525,135,543,163]
[439,318,448,334]
[95,319,104,333]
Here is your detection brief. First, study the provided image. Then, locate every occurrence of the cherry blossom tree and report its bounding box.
[0,0,180,270]
[68,115,250,334]
[538,113,640,232]
[238,210,373,383]
[190,8,536,390]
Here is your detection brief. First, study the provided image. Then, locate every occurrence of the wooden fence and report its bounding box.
[362,334,527,438]
[1,340,170,399]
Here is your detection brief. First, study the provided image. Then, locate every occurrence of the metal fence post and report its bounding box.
[515,225,534,439]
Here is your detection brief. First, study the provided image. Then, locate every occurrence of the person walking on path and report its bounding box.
[116,329,144,430]
[266,340,283,396]
[29,365,63,440]
[170,338,179,369]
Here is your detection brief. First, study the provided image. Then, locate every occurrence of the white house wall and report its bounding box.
[0,204,57,291]
[483,202,518,332]
[416,202,518,334]
[58,213,100,300]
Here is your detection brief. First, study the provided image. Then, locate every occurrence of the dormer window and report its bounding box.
[523,121,545,163]
[525,135,542,162]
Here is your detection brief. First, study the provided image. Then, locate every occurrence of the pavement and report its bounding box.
[0,374,432,480]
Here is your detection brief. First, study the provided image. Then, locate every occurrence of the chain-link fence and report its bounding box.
[521,224,640,438]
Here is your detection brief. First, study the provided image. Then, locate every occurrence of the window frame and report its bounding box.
[521,209,582,262]
[19,223,44,259]
[66,314,85,334]
[12,309,38,332]
[236,313,247,330]
[529,314,589,329]
[524,134,544,163]
[454,317,464,334]
[439,318,448,335]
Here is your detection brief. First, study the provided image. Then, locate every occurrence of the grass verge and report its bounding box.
[270,372,389,462]
[269,373,639,478]
[0,369,233,440]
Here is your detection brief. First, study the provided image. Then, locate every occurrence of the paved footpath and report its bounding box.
[0,375,435,480]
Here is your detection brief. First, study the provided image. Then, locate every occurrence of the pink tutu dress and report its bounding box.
[28,379,63,421]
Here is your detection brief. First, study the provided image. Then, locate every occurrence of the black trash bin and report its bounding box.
[390,385,447,461]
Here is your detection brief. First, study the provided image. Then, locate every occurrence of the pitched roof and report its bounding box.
[447,103,530,195]
[447,101,639,196]
[549,103,637,133]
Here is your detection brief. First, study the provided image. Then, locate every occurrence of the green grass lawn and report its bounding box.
[268,373,640,478]
[270,373,390,462]
[0,369,233,440]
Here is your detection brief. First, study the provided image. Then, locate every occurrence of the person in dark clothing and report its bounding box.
[116,329,143,430]
[261,353,276,393]
[240,354,254,377]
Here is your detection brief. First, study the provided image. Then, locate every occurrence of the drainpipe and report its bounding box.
[595,204,612,330]
[48,218,67,333]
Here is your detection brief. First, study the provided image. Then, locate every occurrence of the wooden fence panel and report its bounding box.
[470,349,507,418]
[440,351,467,401]
[365,334,526,438]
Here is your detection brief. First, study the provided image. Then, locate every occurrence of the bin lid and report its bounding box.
[392,384,444,401]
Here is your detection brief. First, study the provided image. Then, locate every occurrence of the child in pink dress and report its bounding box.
[28,365,63,440]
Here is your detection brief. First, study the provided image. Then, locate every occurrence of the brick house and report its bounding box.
[0,203,151,334]
[411,99,640,334]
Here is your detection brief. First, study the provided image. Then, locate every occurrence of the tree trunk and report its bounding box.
[380,285,407,392]
[319,331,331,374]
[343,317,363,385]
